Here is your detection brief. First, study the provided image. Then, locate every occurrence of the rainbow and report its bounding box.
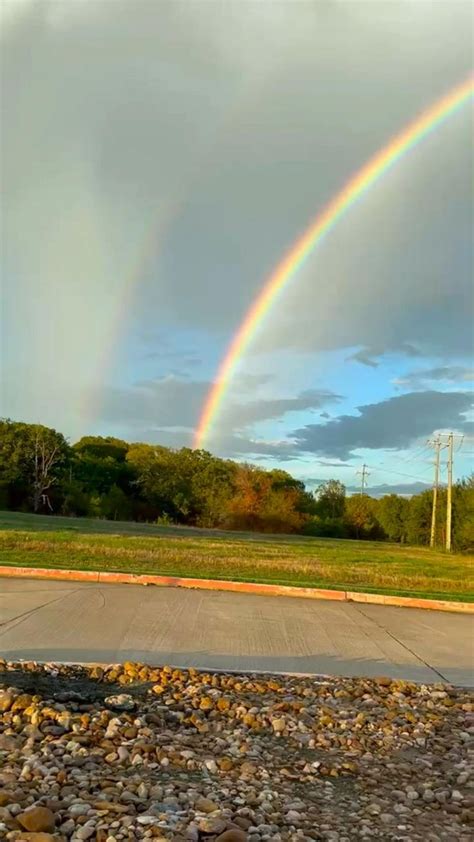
[194,76,474,449]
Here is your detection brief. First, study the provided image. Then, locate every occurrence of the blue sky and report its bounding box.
[1,0,473,495]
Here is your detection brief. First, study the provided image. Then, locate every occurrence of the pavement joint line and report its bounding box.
[352,602,449,684]
[0,586,86,633]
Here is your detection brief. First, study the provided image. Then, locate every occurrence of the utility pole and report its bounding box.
[356,464,370,494]
[427,436,442,548]
[429,431,462,551]
[446,432,454,552]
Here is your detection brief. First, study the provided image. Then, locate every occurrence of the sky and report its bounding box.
[1,0,473,496]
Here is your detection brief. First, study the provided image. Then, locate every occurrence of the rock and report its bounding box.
[15,835,58,842]
[2,658,472,842]
[0,691,14,712]
[195,797,220,814]
[59,819,76,833]
[215,832,248,842]
[240,762,257,776]
[76,823,96,840]
[68,803,91,817]
[17,807,55,833]
[94,801,129,813]
[204,759,218,774]
[104,694,135,711]
[233,818,253,831]
[199,818,227,834]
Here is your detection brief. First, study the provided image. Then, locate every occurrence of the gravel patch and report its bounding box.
[0,659,472,840]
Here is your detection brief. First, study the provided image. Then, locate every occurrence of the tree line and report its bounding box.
[0,420,472,549]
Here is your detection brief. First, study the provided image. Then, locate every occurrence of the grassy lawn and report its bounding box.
[0,510,472,602]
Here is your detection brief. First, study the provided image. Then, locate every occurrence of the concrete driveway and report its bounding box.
[0,577,472,685]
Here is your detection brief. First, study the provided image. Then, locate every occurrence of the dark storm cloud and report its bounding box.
[293,391,473,459]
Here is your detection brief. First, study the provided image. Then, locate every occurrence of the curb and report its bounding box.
[0,565,472,614]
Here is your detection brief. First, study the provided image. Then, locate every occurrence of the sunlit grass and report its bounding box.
[0,511,472,601]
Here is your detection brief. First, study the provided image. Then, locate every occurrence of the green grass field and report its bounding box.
[0,510,472,602]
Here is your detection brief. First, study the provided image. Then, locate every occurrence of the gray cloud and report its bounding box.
[99,377,208,437]
[393,365,474,389]
[293,390,473,459]
[98,377,340,441]
[232,373,275,392]
[220,389,342,430]
[346,343,421,368]
[346,481,433,498]
[346,350,379,368]
[2,0,473,438]
[128,425,298,461]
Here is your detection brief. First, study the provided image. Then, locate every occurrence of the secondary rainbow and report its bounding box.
[194,76,474,449]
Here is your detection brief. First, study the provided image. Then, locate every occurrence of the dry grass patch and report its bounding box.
[0,515,472,602]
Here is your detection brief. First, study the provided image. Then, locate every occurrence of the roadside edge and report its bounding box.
[0,565,472,613]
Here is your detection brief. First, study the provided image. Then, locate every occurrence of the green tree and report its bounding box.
[345,493,381,539]
[127,444,197,522]
[376,494,409,542]
[100,484,132,521]
[452,475,474,551]
[406,490,433,545]
[61,479,90,517]
[0,419,71,512]
[73,436,134,497]
[314,480,346,519]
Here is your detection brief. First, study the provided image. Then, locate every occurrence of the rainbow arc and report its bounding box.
[194,77,474,449]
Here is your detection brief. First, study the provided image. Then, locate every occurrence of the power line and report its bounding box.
[356,463,370,494]
[394,444,432,466]
[365,464,435,483]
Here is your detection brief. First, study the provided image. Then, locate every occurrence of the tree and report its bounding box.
[452,475,474,551]
[345,494,381,539]
[32,429,63,512]
[376,494,409,542]
[73,436,134,496]
[406,490,433,545]
[100,484,132,521]
[0,420,70,512]
[314,480,346,519]
[188,452,236,528]
[61,479,90,517]
[224,464,307,533]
